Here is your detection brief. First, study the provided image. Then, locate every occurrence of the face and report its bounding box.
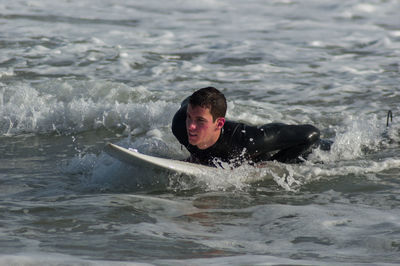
[186,104,225,150]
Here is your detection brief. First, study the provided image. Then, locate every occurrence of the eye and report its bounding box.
[197,118,206,124]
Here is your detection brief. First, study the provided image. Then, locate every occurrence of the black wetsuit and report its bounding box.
[172,102,323,167]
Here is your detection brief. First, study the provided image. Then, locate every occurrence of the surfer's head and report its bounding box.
[186,87,226,149]
[188,87,227,122]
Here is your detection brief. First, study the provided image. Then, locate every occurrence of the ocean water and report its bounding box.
[1,0,400,265]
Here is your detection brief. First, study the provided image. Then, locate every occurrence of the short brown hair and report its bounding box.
[189,87,227,121]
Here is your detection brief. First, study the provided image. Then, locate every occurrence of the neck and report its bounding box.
[198,129,221,150]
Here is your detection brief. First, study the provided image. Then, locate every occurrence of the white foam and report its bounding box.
[0,69,14,78]
[0,81,177,136]
[297,157,400,185]
[0,253,153,266]
[311,114,386,162]
[355,3,376,13]
[389,31,400,37]
[155,254,352,266]
[341,66,383,76]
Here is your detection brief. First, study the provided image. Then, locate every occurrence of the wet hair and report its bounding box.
[189,87,227,121]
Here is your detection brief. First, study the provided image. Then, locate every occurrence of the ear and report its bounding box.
[216,117,225,129]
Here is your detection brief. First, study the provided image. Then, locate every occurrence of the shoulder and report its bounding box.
[220,120,250,147]
[223,120,259,138]
[223,120,245,133]
[222,121,272,151]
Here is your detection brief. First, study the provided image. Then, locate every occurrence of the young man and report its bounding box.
[172,87,325,167]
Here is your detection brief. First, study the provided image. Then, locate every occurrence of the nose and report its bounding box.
[187,118,196,131]
[188,121,196,130]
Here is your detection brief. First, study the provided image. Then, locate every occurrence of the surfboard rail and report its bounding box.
[104,143,216,176]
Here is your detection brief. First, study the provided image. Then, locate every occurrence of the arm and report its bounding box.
[243,123,320,163]
[256,123,320,151]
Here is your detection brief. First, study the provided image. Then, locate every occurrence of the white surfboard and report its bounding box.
[104,143,217,176]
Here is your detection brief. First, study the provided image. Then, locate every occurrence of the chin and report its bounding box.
[187,134,198,145]
[188,136,202,146]
[188,139,198,146]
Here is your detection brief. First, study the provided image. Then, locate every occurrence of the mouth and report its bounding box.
[188,131,197,140]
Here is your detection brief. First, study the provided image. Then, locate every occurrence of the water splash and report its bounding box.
[0,81,177,136]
